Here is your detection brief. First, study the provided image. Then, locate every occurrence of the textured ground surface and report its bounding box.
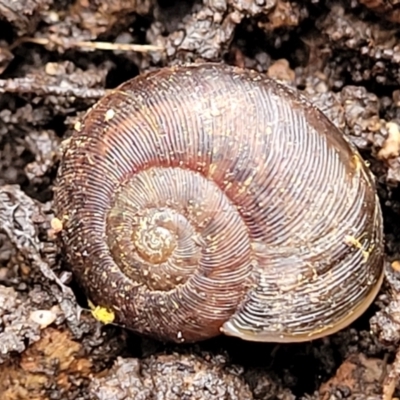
[1,0,400,399]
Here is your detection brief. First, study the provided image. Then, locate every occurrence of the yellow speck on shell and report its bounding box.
[344,235,370,263]
[74,121,82,131]
[104,108,116,121]
[351,154,363,172]
[88,300,115,325]
[50,217,63,233]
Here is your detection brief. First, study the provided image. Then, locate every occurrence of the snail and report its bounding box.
[54,63,384,343]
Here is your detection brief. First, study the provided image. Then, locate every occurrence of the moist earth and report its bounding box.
[1,0,400,399]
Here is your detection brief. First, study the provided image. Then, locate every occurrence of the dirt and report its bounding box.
[1,0,400,399]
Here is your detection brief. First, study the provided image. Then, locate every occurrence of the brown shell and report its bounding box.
[54,63,384,343]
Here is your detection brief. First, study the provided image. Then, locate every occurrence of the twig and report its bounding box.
[9,36,164,53]
[0,77,107,98]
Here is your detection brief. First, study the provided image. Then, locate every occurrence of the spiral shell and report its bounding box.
[54,63,384,343]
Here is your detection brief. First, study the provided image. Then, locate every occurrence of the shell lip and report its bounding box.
[220,266,385,343]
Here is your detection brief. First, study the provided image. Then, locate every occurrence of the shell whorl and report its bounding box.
[55,63,384,343]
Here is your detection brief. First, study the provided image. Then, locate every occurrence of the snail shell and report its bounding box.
[54,63,384,343]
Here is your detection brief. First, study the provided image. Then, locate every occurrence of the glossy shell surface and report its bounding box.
[54,63,384,343]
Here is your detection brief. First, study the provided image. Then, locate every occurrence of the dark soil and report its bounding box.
[1,0,400,399]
